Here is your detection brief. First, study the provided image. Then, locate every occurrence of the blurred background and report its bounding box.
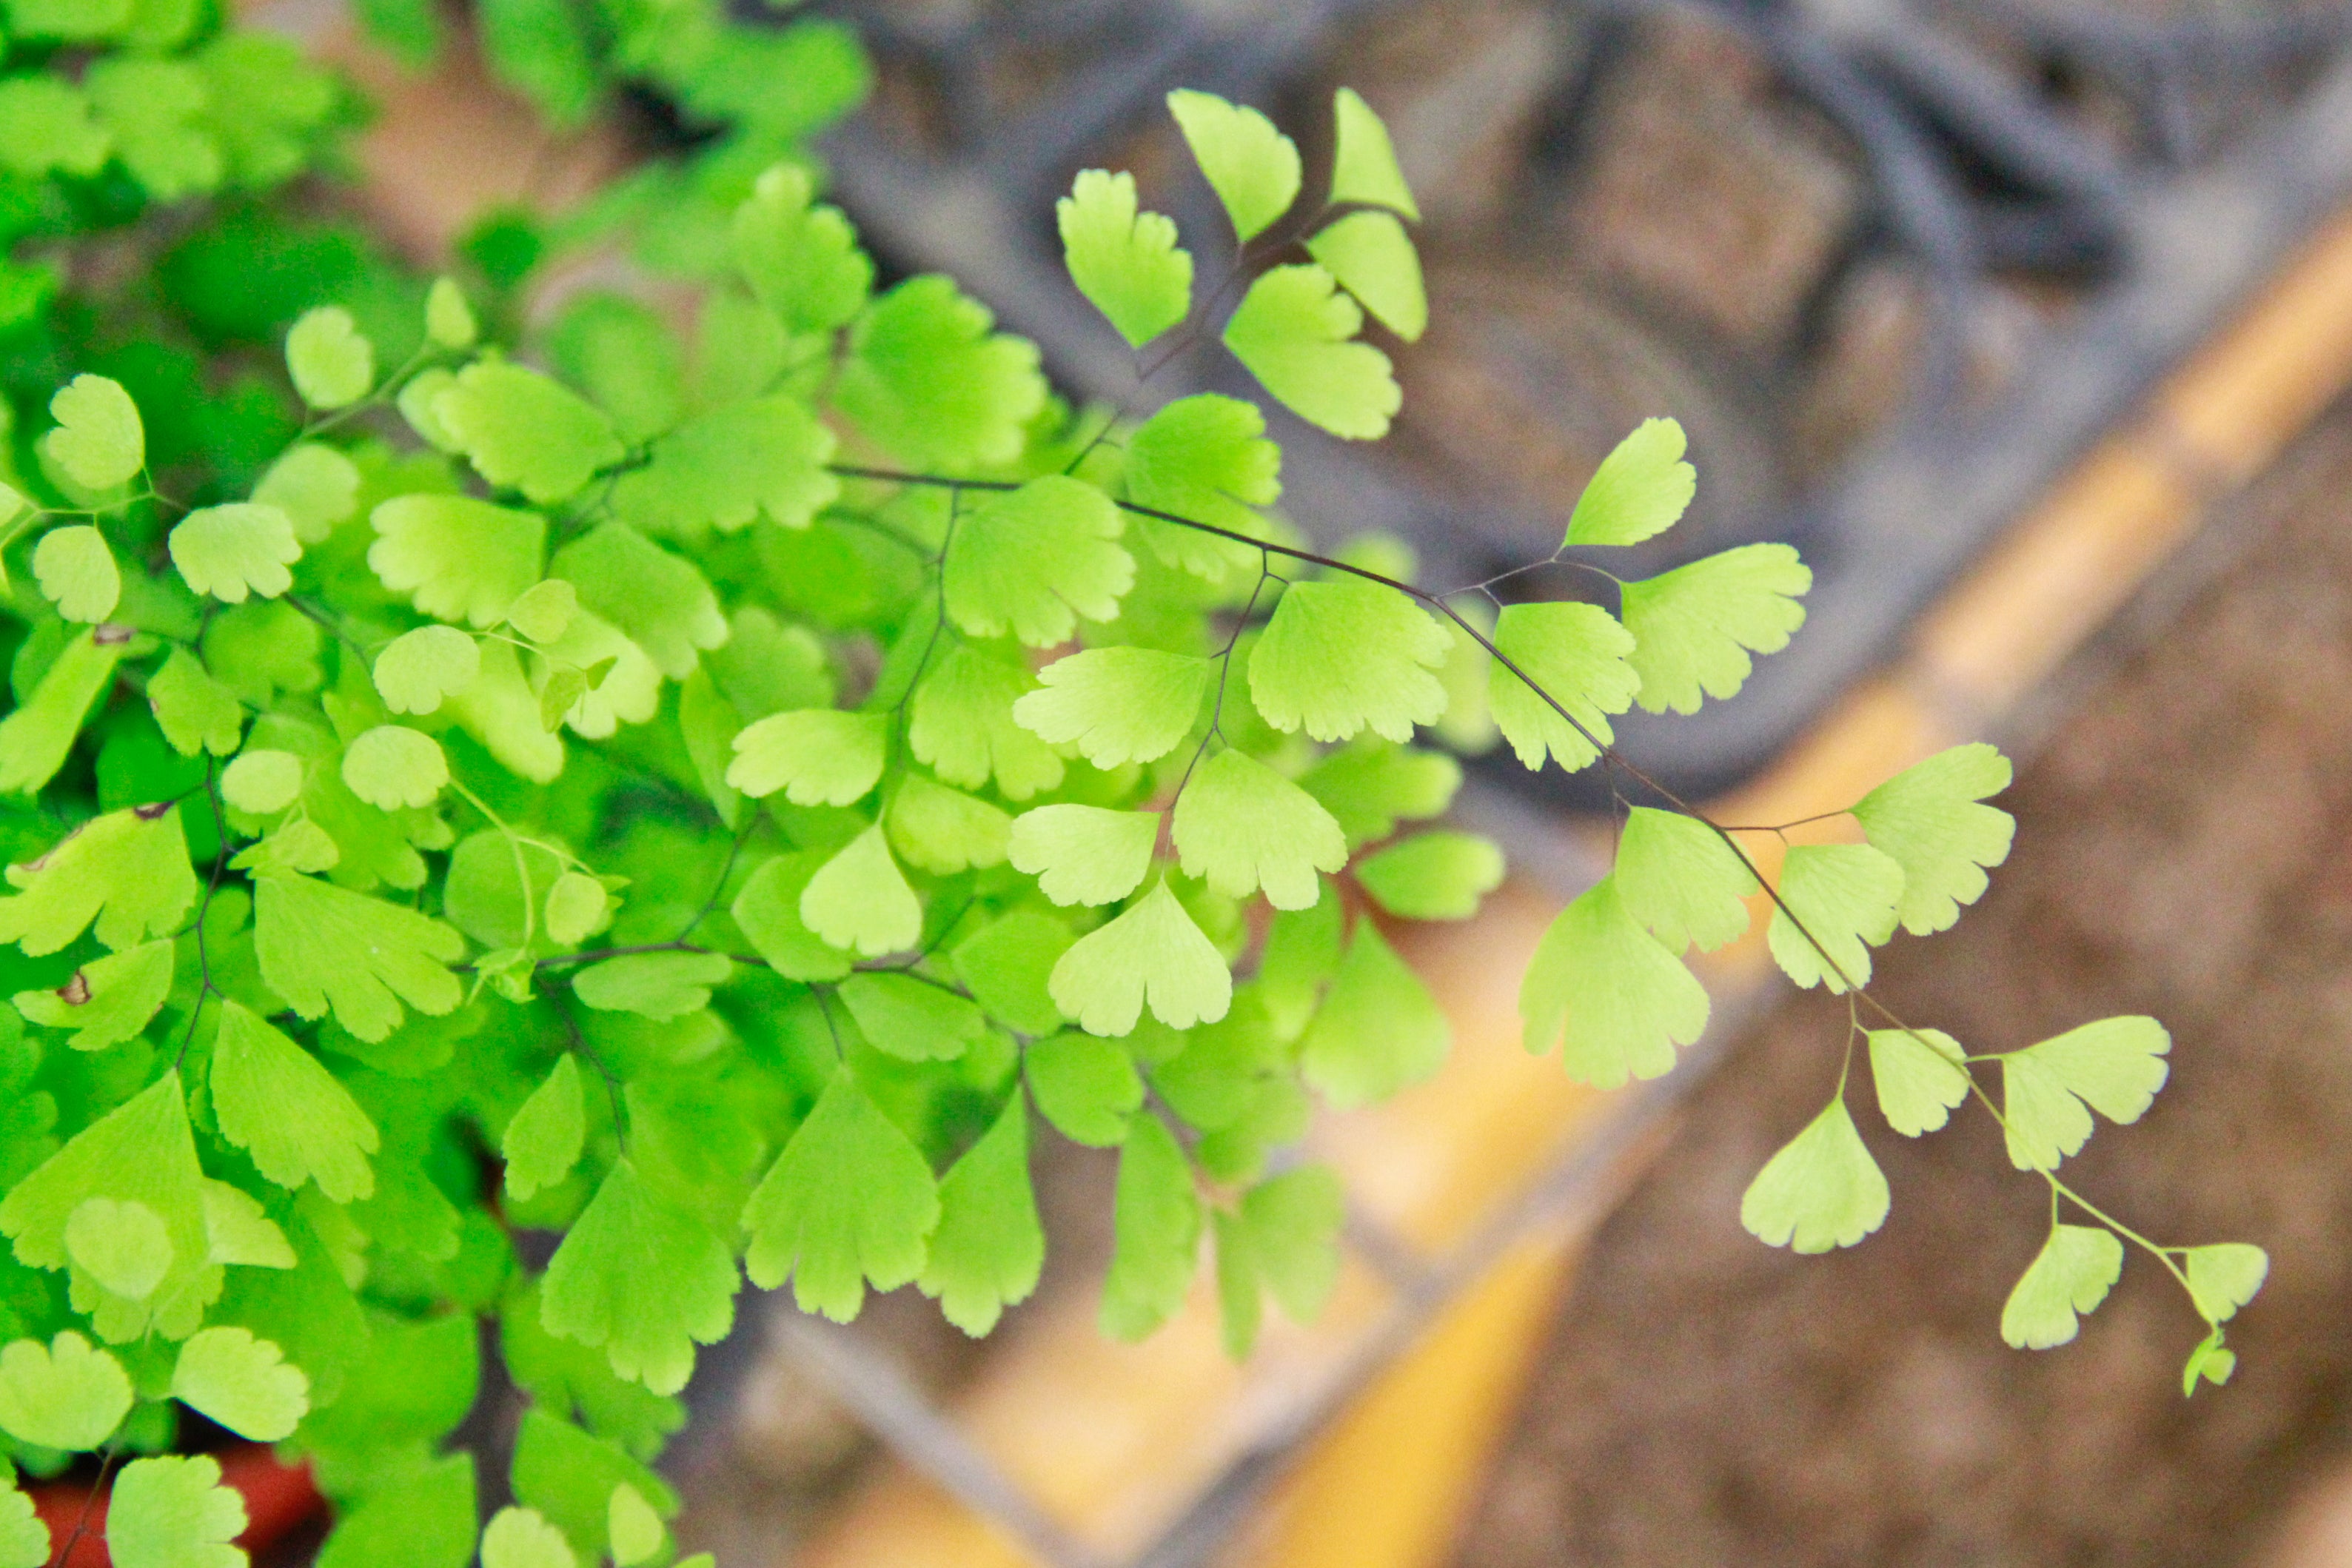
[203,0,2352,1561]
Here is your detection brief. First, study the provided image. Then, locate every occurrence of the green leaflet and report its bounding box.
[1122,392,1282,583]
[170,1324,309,1439]
[369,494,546,627]
[1520,875,1709,1088]
[944,475,1133,647]
[609,395,839,537]
[1299,740,1459,848]
[1025,1031,1142,1147]
[1171,749,1347,911]
[222,748,303,814]
[432,361,624,504]
[1621,543,1811,716]
[1999,1016,2171,1170]
[341,725,449,811]
[1327,87,1418,219]
[1739,1096,1890,1253]
[1304,210,1424,342]
[917,1096,1044,1335]
[1222,264,1400,441]
[1866,1027,1970,1137]
[1298,920,1448,1108]
[0,808,195,955]
[1008,805,1158,908]
[1166,90,1299,244]
[1050,880,1231,1036]
[0,630,126,797]
[41,375,144,492]
[33,524,120,623]
[834,275,1047,469]
[252,443,361,546]
[372,625,480,716]
[1059,168,1192,347]
[503,1281,685,1461]
[210,1000,381,1202]
[888,775,1011,877]
[731,852,855,982]
[427,278,478,349]
[1766,842,1905,994]
[1852,743,2016,936]
[252,871,465,1042]
[1613,808,1755,953]
[542,1159,738,1395]
[13,938,173,1051]
[742,1070,940,1320]
[1355,831,1504,921]
[0,1330,132,1449]
[87,55,220,198]
[733,164,873,335]
[449,637,566,781]
[1259,882,1343,1038]
[549,293,681,446]
[107,1455,247,1568]
[1099,1112,1202,1341]
[952,912,1072,1035]
[66,1196,172,1300]
[908,646,1065,800]
[313,1455,477,1568]
[148,648,245,757]
[727,709,885,805]
[800,826,922,957]
[503,1056,588,1202]
[2000,1224,2123,1350]
[610,1484,665,1567]
[285,306,375,409]
[482,1506,577,1568]
[546,871,610,945]
[1248,577,1449,743]
[572,952,732,1021]
[549,520,728,680]
[1013,646,1211,767]
[1487,600,1638,774]
[1564,418,1694,548]
[1215,1164,1344,1358]
[509,1410,677,1561]
[837,972,986,1063]
[2184,1243,2268,1324]
[0,1478,45,1568]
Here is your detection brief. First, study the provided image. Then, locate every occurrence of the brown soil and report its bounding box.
[1453,411,2352,1567]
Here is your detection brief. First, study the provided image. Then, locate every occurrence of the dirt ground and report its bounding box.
[1452,409,2352,1567]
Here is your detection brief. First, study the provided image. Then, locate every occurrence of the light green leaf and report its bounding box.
[369,493,546,627]
[726,709,885,805]
[549,520,728,680]
[107,1455,246,1568]
[608,1484,664,1567]
[543,1159,737,1395]
[200,1181,295,1271]
[1219,1165,1346,1356]
[1565,418,1694,548]
[1099,1112,1202,1341]
[449,637,565,781]
[170,1325,308,1440]
[1059,168,1192,347]
[252,871,465,1041]
[33,524,120,623]
[944,475,1133,646]
[426,277,477,349]
[341,725,449,810]
[286,306,375,410]
[506,579,578,645]
[503,1055,587,1202]
[1165,89,1299,243]
[1852,743,2016,936]
[1739,1097,1889,1253]
[2000,1224,2124,1349]
[573,952,731,1021]
[1013,646,1210,767]
[1008,805,1159,908]
[0,1477,46,1568]
[1328,87,1419,219]
[909,646,1065,800]
[0,805,196,955]
[1172,748,1345,911]
[222,748,303,814]
[732,163,873,336]
[311,1453,478,1568]
[1305,210,1424,341]
[1222,264,1399,441]
[1356,831,1504,921]
[148,648,244,757]
[951,911,1072,1035]
[0,77,110,180]
[2184,1329,2236,1395]
[800,826,922,957]
[1051,880,1232,1036]
[887,774,1011,877]
[1520,874,1709,1088]
[1259,882,1343,1038]
[2184,1243,2268,1324]
[1622,543,1811,715]
[1613,807,1755,952]
[481,1507,577,1568]
[1025,1031,1142,1147]
[1299,920,1448,1107]
[917,1096,1044,1336]
[2000,1052,2091,1173]
[66,1196,172,1299]
[0,1331,131,1449]
[2000,1014,2171,1170]
[1248,577,1448,743]
[1766,842,1905,994]
[1487,600,1638,773]
[837,972,985,1063]
[1121,392,1281,583]
[84,56,211,198]
[545,871,610,946]
[508,1414,674,1563]
[432,361,623,504]
[372,625,480,716]
[0,629,124,796]
[834,275,1047,469]
[1866,1027,1969,1137]
[742,1070,941,1320]
[13,939,172,1051]
[210,999,379,1202]
[42,375,144,491]
[610,396,839,537]
[398,366,461,450]
[1298,741,1459,848]
[252,443,361,545]
[731,853,854,982]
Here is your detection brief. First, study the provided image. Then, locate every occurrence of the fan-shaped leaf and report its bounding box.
[1766,842,1905,994]
[1852,743,2016,936]
[2000,1224,2123,1349]
[1487,601,1638,773]
[1622,542,1811,715]
[1222,264,1399,440]
[1740,1097,1889,1253]
[944,475,1133,646]
[1520,875,1709,1088]
[1165,89,1299,242]
[1248,577,1447,743]
[1565,418,1693,548]
[1171,748,1345,911]
[1008,805,1159,908]
[1050,880,1232,1036]
[1013,646,1210,766]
